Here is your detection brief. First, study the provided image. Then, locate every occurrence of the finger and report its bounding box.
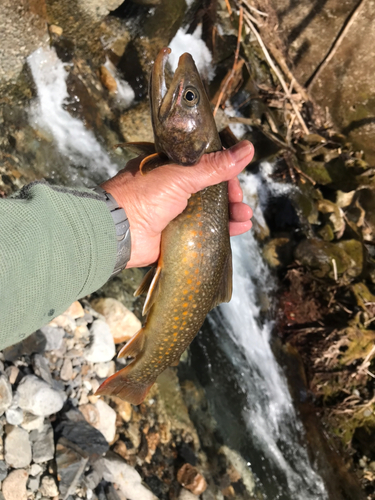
[229,202,253,222]
[229,220,253,236]
[178,141,254,193]
[228,177,243,203]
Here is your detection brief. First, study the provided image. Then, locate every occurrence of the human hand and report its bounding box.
[101,140,254,268]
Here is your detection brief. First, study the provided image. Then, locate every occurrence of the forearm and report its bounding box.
[0,181,117,349]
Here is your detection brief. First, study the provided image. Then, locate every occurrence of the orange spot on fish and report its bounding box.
[188,295,193,300]
[174,316,179,320]
[183,290,188,295]
[183,302,188,308]
[184,270,189,275]
[195,269,199,274]
[173,332,178,337]
[197,243,202,249]
[189,263,193,268]
[164,338,168,341]
[191,230,197,236]
[183,311,188,316]
[193,304,197,308]
[196,213,201,217]
[174,338,178,342]
[187,279,192,284]
[197,281,201,286]
[192,252,197,259]
[198,223,203,228]
[173,325,178,329]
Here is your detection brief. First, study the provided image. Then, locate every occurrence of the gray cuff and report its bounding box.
[92,186,131,277]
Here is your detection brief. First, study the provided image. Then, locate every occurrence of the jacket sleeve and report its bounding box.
[0,181,118,349]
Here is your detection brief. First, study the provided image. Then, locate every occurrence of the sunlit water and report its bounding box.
[27,45,328,500]
[204,170,328,499]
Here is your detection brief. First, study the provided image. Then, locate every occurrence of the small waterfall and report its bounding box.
[201,169,328,499]
[27,47,119,182]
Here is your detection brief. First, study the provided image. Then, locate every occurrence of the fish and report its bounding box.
[96,47,232,405]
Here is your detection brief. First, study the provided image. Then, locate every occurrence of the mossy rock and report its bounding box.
[299,157,357,190]
[294,238,363,281]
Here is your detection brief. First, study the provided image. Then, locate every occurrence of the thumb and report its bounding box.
[180,140,254,194]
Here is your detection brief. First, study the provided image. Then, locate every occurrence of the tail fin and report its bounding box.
[95,364,154,405]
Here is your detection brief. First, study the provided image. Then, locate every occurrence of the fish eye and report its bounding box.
[183,87,199,106]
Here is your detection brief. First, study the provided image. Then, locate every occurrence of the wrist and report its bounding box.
[93,185,131,276]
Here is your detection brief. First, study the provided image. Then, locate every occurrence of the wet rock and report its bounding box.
[39,325,64,351]
[84,320,115,363]
[17,375,65,416]
[101,453,157,500]
[3,331,46,361]
[49,313,76,334]
[177,463,207,496]
[2,469,28,500]
[119,101,154,143]
[80,403,100,427]
[0,375,12,416]
[29,463,43,476]
[55,420,109,456]
[27,475,40,492]
[39,475,59,497]
[294,238,363,281]
[91,298,142,344]
[5,407,23,426]
[262,237,293,268]
[4,426,32,468]
[30,422,54,463]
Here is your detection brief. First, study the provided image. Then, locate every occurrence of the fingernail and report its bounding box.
[230,140,254,161]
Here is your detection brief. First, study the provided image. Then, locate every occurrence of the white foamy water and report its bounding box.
[209,170,328,499]
[169,25,215,81]
[27,47,118,180]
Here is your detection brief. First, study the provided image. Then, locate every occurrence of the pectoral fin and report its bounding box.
[210,250,233,310]
[114,142,156,156]
[139,152,170,175]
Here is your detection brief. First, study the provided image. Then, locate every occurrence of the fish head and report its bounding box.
[150,47,221,165]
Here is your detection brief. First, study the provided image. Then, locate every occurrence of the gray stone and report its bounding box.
[0,460,7,481]
[27,476,40,492]
[39,326,64,351]
[0,375,12,416]
[39,475,59,497]
[4,426,32,468]
[32,354,53,385]
[101,453,157,500]
[84,320,115,363]
[29,464,43,476]
[21,413,45,432]
[30,423,55,464]
[5,366,20,385]
[2,469,28,500]
[56,438,89,498]
[5,407,23,426]
[17,375,64,417]
[55,420,109,456]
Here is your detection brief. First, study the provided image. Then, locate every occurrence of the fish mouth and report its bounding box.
[150,47,196,125]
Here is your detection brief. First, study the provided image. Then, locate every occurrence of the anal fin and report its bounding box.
[210,249,233,310]
[118,328,145,359]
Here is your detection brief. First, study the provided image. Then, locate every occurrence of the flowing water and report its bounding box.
[26,45,328,499]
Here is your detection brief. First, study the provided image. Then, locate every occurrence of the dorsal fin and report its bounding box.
[117,328,145,359]
[210,250,233,310]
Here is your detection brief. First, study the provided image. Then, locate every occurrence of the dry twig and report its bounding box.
[214,6,243,116]
[243,13,309,135]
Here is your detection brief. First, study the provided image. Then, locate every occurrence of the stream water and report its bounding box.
[26,45,329,499]
[191,171,328,499]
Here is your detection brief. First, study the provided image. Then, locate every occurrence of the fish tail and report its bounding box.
[95,363,154,405]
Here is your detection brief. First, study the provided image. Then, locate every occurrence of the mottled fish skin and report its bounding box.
[96,49,232,405]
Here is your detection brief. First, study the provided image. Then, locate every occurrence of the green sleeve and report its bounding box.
[0,181,118,349]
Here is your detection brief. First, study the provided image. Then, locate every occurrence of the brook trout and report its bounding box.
[96,48,232,405]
